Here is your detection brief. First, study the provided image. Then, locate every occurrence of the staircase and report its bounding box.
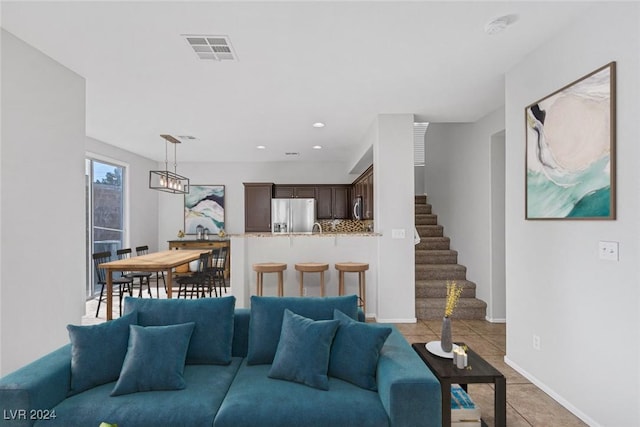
[414,195,487,319]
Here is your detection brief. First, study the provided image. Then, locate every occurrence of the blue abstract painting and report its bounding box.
[525,62,615,220]
[184,185,225,234]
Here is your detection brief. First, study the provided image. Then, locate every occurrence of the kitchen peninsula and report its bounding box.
[229,231,380,316]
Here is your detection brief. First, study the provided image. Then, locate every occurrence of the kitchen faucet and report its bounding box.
[312,222,323,234]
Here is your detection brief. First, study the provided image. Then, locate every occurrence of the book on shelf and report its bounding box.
[451,384,482,427]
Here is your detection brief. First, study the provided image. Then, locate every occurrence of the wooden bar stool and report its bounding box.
[253,263,287,296]
[335,262,369,312]
[294,262,329,296]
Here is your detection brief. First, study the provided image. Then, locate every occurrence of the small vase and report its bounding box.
[440,316,452,352]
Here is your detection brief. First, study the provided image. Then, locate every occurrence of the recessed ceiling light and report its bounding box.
[312,145,322,150]
[312,122,325,128]
[256,145,266,150]
[484,14,518,35]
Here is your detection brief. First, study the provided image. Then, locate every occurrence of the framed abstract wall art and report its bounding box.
[525,62,616,220]
[184,185,225,234]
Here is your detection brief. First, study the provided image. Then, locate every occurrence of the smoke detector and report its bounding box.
[484,14,518,35]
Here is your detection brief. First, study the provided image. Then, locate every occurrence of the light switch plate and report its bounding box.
[598,241,619,261]
[391,229,406,239]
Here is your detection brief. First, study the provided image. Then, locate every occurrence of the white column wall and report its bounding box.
[1,31,86,375]
[505,4,640,426]
[374,114,416,322]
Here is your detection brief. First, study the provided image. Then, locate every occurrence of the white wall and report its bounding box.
[505,4,640,426]
[1,31,86,375]
[424,107,506,321]
[374,114,416,322]
[86,137,159,252]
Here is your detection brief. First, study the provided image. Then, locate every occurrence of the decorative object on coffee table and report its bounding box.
[440,281,463,352]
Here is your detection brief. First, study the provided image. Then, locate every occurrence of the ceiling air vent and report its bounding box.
[183,35,238,61]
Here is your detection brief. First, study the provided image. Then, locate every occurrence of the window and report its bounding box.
[85,158,126,298]
[414,122,429,166]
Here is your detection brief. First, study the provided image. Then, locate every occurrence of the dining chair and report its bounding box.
[92,251,133,317]
[176,251,211,298]
[207,247,229,296]
[135,245,165,298]
[116,248,153,298]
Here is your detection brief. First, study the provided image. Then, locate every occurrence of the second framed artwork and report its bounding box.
[184,185,225,234]
[525,62,616,220]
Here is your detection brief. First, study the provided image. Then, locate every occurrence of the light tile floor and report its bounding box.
[85,293,586,427]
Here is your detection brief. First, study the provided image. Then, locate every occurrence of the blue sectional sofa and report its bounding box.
[0,295,441,427]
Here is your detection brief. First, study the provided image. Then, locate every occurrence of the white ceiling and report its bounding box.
[1,1,595,163]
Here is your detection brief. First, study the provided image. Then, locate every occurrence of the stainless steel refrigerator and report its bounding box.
[271,198,316,233]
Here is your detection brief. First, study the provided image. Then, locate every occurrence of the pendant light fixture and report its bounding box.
[149,134,190,194]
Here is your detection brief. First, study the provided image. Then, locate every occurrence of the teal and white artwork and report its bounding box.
[184,185,225,234]
[525,62,615,220]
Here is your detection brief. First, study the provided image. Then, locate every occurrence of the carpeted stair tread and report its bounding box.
[415,214,438,225]
[416,225,443,237]
[415,204,432,214]
[416,237,450,251]
[415,279,476,298]
[415,249,457,264]
[415,298,488,320]
[415,264,467,280]
[415,195,427,204]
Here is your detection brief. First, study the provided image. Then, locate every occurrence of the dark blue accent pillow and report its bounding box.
[268,310,339,390]
[123,296,235,364]
[247,295,358,365]
[329,309,392,391]
[67,310,138,395]
[111,322,195,396]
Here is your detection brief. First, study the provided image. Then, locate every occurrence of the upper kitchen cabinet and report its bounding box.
[244,183,274,232]
[273,185,317,199]
[317,185,351,219]
[352,165,374,220]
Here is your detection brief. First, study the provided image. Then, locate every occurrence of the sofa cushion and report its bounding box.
[268,310,339,390]
[247,295,358,365]
[329,309,391,391]
[66,310,138,395]
[214,359,389,427]
[123,296,235,364]
[111,322,195,396]
[36,361,243,427]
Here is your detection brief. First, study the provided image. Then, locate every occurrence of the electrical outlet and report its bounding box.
[533,335,541,351]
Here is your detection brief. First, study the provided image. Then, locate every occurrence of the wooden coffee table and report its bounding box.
[412,342,506,427]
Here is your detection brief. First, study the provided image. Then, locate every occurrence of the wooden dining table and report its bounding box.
[99,249,207,320]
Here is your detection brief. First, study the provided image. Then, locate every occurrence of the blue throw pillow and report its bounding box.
[111,322,195,396]
[247,295,357,365]
[268,310,339,390]
[329,309,392,391]
[67,310,138,395]
[123,296,235,364]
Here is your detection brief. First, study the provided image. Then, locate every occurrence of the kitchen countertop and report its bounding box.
[237,232,381,237]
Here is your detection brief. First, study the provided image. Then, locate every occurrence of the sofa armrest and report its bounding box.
[0,345,72,427]
[376,329,442,427]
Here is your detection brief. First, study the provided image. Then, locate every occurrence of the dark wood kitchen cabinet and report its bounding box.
[244,183,274,232]
[273,185,317,199]
[352,165,373,220]
[317,185,351,220]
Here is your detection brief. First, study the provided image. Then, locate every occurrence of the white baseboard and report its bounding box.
[503,356,601,427]
[485,316,506,323]
[375,317,417,323]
